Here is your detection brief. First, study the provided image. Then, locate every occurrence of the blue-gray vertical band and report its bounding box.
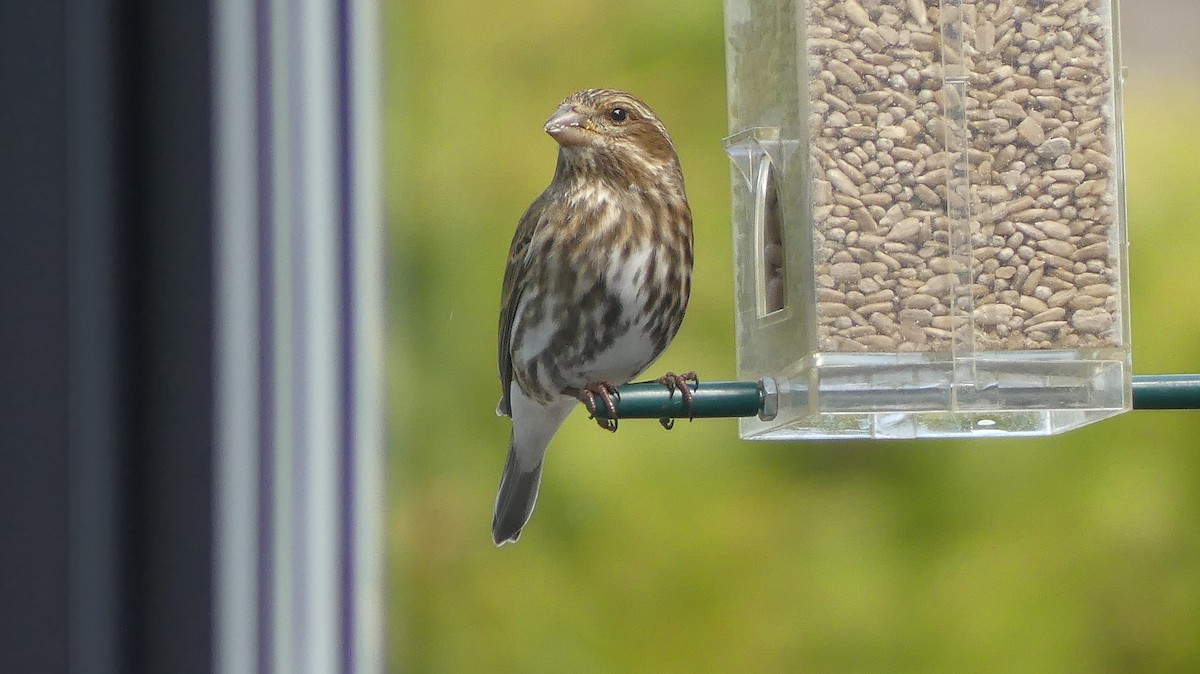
[213,0,261,672]
[213,0,383,671]
[255,0,279,665]
[336,3,357,669]
[344,1,387,671]
[266,0,298,668]
[336,0,387,671]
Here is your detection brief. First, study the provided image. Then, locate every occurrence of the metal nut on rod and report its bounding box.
[758,377,779,421]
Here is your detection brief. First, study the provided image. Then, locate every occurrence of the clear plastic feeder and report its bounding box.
[724,0,1131,439]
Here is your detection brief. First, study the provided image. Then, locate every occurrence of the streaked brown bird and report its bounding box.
[493,88,696,545]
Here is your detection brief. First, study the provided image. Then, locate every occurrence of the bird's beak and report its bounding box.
[544,105,589,147]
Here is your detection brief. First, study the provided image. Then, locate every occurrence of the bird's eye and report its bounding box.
[608,107,628,122]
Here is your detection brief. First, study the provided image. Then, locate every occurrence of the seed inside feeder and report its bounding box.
[802,0,1121,353]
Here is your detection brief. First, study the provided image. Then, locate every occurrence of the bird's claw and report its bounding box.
[656,371,699,429]
[579,382,620,432]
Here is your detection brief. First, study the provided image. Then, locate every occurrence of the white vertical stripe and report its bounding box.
[292,0,342,671]
[212,0,260,672]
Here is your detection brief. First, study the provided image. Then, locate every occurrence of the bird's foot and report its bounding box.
[578,382,620,432]
[655,371,699,430]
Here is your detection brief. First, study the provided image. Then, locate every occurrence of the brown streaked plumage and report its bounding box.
[492,89,695,545]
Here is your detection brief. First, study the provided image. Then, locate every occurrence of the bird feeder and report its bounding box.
[723,0,1131,438]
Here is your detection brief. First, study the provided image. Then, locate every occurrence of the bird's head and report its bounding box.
[544,89,680,180]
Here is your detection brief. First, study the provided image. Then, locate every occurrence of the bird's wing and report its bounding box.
[497,197,547,417]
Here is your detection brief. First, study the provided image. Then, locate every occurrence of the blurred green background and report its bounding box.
[384,0,1200,670]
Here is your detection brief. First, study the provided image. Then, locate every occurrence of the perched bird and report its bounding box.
[493,88,696,545]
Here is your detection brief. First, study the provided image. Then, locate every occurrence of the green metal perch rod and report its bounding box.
[594,374,1200,421]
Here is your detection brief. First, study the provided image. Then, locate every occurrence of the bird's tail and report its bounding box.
[492,440,544,545]
[492,393,574,545]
